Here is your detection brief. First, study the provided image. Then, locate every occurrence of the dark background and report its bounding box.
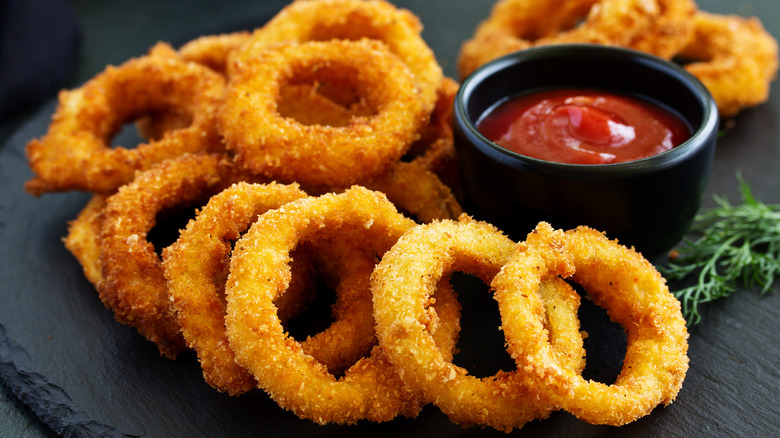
[1,0,778,436]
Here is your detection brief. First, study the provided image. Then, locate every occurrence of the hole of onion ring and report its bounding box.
[136,110,194,141]
[107,111,194,148]
[147,203,203,258]
[281,274,344,375]
[277,76,376,127]
[451,272,516,378]
[569,282,628,384]
[283,275,337,340]
[307,79,365,110]
[108,121,146,149]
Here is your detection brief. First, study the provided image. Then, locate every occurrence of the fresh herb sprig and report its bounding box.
[661,175,780,325]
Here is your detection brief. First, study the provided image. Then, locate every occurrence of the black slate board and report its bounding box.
[1,1,779,437]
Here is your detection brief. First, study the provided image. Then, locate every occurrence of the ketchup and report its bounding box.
[476,88,691,164]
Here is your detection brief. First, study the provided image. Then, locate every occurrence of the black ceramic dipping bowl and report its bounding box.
[453,44,719,260]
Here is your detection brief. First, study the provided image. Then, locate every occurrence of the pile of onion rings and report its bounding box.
[26,0,691,432]
[34,0,460,375]
[371,218,688,430]
[25,0,457,200]
[457,0,778,116]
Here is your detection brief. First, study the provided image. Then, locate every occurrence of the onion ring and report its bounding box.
[358,161,462,223]
[161,182,309,394]
[677,11,779,117]
[66,181,317,386]
[25,43,226,195]
[370,216,585,432]
[98,153,255,358]
[491,222,689,425]
[230,0,442,114]
[134,111,192,142]
[407,76,460,191]
[179,31,251,75]
[63,195,109,288]
[218,39,428,187]
[162,182,400,393]
[224,186,460,423]
[457,0,695,79]
[132,32,252,139]
[624,0,697,60]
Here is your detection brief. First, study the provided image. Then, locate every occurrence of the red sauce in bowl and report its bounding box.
[476,88,691,164]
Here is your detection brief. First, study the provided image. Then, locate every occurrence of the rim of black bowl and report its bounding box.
[455,44,720,176]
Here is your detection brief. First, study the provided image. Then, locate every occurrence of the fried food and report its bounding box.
[457,0,695,79]
[224,187,460,423]
[63,195,108,288]
[333,77,463,222]
[218,39,429,188]
[132,33,252,139]
[98,154,256,358]
[25,43,226,195]
[230,0,443,114]
[406,76,460,191]
[458,0,776,117]
[677,11,779,117]
[179,31,251,75]
[492,222,689,425]
[458,0,573,78]
[161,182,309,394]
[370,216,586,432]
[358,161,462,223]
[625,0,697,59]
[293,237,383,378]
[36,0,699,431]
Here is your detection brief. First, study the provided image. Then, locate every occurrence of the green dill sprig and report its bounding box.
[660,174,780,325]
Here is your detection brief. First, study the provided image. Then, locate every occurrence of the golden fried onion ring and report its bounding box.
[231,0,442,114]
[63,195,108,288]
[164,181,392,395]
[98,154,253,358]
[370,216,586,432]
[625,0,697,60]
[492,222,689,425]
[25,43,226,195]
[677,11,779,117]
[407,76,460,191]
[358,161,462,223]
[218,39,428,188]
[161,182,309,394]
[135,32,253,142]
[457,0,696,79]
[224,187,460,423]
[66,181,318,389]
[178,31,251,75]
